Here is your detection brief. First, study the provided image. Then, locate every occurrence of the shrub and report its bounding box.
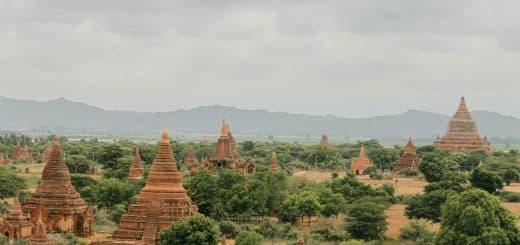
[399,167,418,177]
[400,220,435,244]
[219,221,239,238]
[369,172,383,180]
[499,191,520,202]
[235,230,264,245]
[363,166,377,175]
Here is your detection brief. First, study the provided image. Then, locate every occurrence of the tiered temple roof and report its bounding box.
[29,207,57,245]
[184,147,198,168]
[209,119,246,171]
[268,152,279,173]
[128,147,144,181]
[0,154,10,165]
[22,136,93,236]
[112,131,197,244]
[19,144,33,161]
[393,137,420,173]
[351,146,372,175]
[12,142,22,160]
[0,195,33,240]
[434,97,493,154]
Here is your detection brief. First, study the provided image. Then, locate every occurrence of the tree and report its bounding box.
[367,148,399,171]
[471,168,504,193]
[307,145,341,169]
[296,191,322,226]
[344,201,388,240]
[97,144,124,169]
[92,178,136,210]
[399,219,435,244]
[435,189,520,244]
[159,214,219,245]
[0,167,26,199]
[65,154,92,174]
[219,221,238,238]
[278,195,300,224]
[419,152,447,182]
[318,187,346,218]
[187,170,221,219]
[235,231,264,245]
[257,219,278,240]
[103,156,133,180]
[405,190,456,223]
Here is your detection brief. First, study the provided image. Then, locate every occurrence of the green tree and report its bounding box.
[159,215,219,245]
[97,144,124,169]
[92,178,136,210]
[435,189,520,244]
[278,195,300,224]
[0,167,26,198]
[187,170,222,220]
[367,147,399,171]
[400,219,435,244]
[65,154,92,174]
[344,201,388,240]
[103,156,133,180]
[471,168,504,193]
[318,187,346,218]
[235,230,264,245]
[296,191,322,226]
[419,152,447,182]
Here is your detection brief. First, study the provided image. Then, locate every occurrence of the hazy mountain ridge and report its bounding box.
[0,96,518,140]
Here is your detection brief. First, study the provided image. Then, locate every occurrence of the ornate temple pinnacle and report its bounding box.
[161,130,169,141]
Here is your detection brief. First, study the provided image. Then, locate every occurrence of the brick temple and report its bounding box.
[41,145,52,164]
[434,97,493,154]
[29,207,57,245]
[351,146,372,175]
[13,142,32,161]
[128,147,144,181]
[184,147,197,169]
[393,137,420,173]
[22,136,93,236]
[320,132,330,146]
[111,131,197,244]
[269,152,279,173]
[206,119,248,174]
[0,195,33,240]
[0,154,10,165]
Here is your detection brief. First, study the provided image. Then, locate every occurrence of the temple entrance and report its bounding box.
[4,232,9,237]
[356,170,359,175]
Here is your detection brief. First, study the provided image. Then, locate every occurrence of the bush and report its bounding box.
[499,191,520,202]
[399,167,418,177]
[399,220,435,244]
[219,221,238,238]
[363,166,377,175]
[235,230,264,245]
[340,240,365,245]
[369,172,383,180]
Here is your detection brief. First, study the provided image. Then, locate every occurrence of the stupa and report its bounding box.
[0,154,9,165]
[210,119,245,170]
[12,142,22,160]
[268,152,279,173]
[41,145,52,164]
[19,144,33,161]
[184,147,198,168]
[393,137,420,173]
[0,195,33,240]
[434,97,493,154]
[111,131,197,244]
[351,146,373,175]
[128,147,144,181]
[22,136,93,236]
[320,132,330,146]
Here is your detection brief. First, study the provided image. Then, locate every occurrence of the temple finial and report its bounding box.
[161,130,169,141]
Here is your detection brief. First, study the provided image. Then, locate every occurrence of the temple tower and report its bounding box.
[320,132,330,146]
[269,152,279,173]
[184,147,198,168]
[112,131,197,244]
[393,137,420,173]
[128,147,144,181]
[434,97,493,154]
[22,136,93,236]
[351,146,372,175]
[211,119,245,171]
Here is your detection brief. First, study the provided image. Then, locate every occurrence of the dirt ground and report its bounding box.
[385,205,439,240]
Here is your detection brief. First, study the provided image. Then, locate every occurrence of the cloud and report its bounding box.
[1,0,520,118]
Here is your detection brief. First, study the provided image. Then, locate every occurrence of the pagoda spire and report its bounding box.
[11,194,23,217]
[128,147,144,181]
[220,119,229,138]
[269,152,279,173]
[453,96,472,120]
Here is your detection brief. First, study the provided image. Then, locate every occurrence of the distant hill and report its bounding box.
[0,96,519,140]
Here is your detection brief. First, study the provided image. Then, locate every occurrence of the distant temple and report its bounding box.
[184,147,198,168]
[0,195,33,240]
[128,147,144,181]
[434,97,493,154]
[269,152,279,173]
[320,132,330,146]
[22,136,93,236]
[393,137,420,173]
[12,143,32,161]
[0,154,10,165]
[351,146,372,175]
[206,119,249,174]
[111,131,197,244]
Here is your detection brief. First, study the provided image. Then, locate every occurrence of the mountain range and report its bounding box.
[0,96,519,140]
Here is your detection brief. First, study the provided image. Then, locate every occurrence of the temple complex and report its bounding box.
[41,145,52,164]
[0,195,33,240]
[393,137,420,173]
[434,97,493,154]
[22,136,93,236]
[12,143,22,160]
[268,152,279,173]
[351,146,372,175]
[320,132,330,146]
[128,147,144,181]
[208,119,251,173]
[111,131,197,244]
[19,145,33,161]
[0,154,10,165]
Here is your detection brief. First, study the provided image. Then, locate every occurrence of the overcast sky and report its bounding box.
[1,0,520,118]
